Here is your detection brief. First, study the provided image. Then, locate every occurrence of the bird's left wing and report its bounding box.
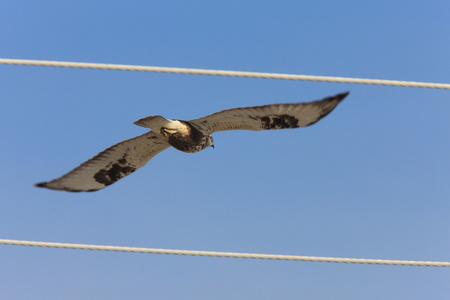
[190,92,348,134]
[35,131,170,192]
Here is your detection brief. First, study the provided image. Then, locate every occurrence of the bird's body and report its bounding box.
[35,92,348,192]
[135,116,214,153]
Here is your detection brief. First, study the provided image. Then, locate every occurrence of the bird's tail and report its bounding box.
[134,115,172,131]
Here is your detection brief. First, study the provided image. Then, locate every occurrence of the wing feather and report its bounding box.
[35,132,170,192]
[190,92,348,134]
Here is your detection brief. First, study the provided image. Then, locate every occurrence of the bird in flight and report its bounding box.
[35,92,348,192]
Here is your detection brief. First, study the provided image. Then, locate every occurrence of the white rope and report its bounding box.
[1,239,449,267]
[1,58,449,89]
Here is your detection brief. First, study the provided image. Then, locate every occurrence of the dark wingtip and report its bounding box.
[34,182,48,188]
[336,91,350,101]
[34,181,96,192]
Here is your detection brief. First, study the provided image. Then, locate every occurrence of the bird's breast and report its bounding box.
[167,121,210,153]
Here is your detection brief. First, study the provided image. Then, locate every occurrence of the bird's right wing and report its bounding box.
[190,92,348,134]
[35,131,170,192]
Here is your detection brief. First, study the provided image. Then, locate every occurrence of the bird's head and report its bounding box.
[207,135,214,149]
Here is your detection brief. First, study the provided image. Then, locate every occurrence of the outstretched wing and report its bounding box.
[35,132,170,192]
[190,92,348,134]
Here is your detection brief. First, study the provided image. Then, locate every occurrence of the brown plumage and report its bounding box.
[35,91,348,192]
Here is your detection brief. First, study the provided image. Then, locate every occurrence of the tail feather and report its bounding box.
[134,115,170,130]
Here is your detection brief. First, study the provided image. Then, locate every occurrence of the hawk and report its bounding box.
[35,92,348,192]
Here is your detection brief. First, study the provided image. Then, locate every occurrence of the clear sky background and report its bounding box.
[1,1,449,299]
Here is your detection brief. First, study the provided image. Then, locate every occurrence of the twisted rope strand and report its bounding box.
[1,239,449,267]
[1,58,449,89]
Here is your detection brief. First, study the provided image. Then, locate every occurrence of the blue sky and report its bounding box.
[1,1,449,299]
